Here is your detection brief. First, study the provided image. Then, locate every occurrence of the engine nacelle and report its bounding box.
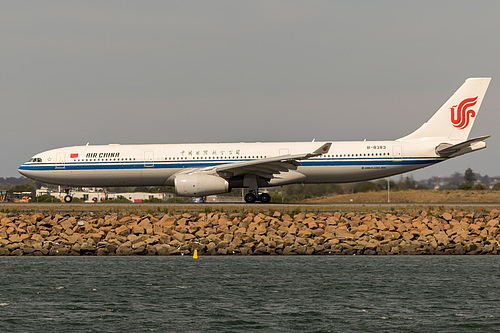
[174,173,229,197]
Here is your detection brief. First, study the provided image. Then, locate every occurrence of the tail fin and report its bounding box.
[398,78,491,142]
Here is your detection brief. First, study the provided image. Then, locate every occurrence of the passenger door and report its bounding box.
[56,152,66,169]
[144,151,154,167]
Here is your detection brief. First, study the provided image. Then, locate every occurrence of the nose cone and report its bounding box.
[18,164,36,180]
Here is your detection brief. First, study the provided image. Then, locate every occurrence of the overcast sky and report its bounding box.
[2,1,500,181]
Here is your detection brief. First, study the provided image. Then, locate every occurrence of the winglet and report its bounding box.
[310,142,332,156]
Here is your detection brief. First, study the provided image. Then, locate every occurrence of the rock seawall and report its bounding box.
[1,209,499,256]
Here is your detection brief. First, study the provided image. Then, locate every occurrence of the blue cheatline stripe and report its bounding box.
[19,157,445,172]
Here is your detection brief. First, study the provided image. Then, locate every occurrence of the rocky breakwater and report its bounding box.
[0,209,500,256]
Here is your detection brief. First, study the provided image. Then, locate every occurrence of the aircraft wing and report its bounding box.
[199,142,332,179]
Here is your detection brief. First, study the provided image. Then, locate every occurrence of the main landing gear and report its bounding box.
[243,174,272,203]
[244,191,271,204]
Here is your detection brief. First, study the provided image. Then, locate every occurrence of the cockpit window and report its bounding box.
[30,158,42,163]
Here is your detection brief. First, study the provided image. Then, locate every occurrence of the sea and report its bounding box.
[0,256,499,333]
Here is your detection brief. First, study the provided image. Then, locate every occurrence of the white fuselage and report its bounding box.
[17,78,491,201]
[18,140,444,187]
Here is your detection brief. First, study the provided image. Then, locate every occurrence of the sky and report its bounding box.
[2,1,500,181]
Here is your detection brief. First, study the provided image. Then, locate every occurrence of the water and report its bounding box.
[0,256,499,332]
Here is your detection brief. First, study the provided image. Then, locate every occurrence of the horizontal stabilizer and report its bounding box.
[435,136,490,157]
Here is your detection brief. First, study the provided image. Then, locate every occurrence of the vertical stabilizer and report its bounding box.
[398,78,491,142]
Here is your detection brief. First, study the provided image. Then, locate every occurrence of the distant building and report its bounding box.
[415,173,500,189]
[35,187,173,203]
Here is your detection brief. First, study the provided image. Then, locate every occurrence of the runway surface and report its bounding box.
[1,201,499,213]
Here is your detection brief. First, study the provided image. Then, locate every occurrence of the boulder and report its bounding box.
[172,232,185,242]
[86,233,103,244]
[105,243,119,254]
[295,237,308,246]
[115,225,130,236]
[155,244,170,255]
[442,213,453,221]
[116,243,133,255]
[490,209,500,219]
[80,242,97,255]
[132,224,145,235]
[68,234,84,245]
[10,248,23,256]
[60,219,74,230]
[132,242,147,254]
[297,229,312,238]
[335,229,355,239]
[486,219,499,228]
[9,234,30,243]
[376,220,387,230]
[206,242,217,254]
[21,245,35,255]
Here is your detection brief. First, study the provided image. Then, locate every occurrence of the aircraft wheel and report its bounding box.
[259,193,271,203]
[244,192,257,203]
[64,195,73,203]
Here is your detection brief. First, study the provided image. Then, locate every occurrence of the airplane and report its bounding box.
[19,77,491,203]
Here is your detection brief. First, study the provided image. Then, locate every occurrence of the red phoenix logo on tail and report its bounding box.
[450,96,478,130]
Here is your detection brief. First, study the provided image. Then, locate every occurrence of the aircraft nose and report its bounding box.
[18,164,34,179]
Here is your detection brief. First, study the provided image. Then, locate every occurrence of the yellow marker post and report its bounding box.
[193,249,198,259]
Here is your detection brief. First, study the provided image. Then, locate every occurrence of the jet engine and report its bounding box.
[174,173,229,197]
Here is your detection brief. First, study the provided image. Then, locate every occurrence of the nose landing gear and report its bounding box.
[64,188,73,203]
